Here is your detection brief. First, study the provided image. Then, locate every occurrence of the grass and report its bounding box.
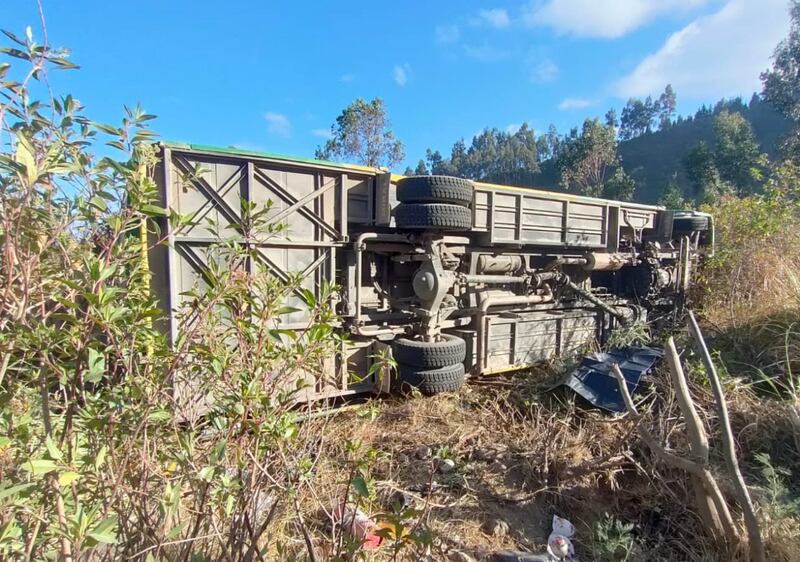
[276,348,798,561]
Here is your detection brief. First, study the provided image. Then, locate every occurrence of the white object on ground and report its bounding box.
[547,515,577,561]
[551,515,575,538]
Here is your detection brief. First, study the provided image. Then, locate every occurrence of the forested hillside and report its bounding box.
[415,93,791,204]
[616,96,790,203]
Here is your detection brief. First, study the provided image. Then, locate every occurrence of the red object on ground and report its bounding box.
[332,504,384,550]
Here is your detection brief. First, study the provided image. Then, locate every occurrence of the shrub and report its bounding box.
[753,453,800,560]
[696,160,800,560]
[698,163,800,400]
[0,25,403,562]
[700,162,800,322]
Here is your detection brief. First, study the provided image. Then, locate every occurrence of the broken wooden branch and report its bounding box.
[665,337,709,463]
[687,311,766,562]
[611,360,738,548]
[665,337,737,545]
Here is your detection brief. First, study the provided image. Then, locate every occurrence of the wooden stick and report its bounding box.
[293,495,318,562]
[612,364,701,474]
[665,337,709,463]
[665,338,737,544]
[687,311,766,562]
[698,467,738,546]
[611,364,737,545]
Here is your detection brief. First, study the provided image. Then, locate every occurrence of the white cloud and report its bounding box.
[393,64,410,86]
[311,128,332,139]
[506,123,522,134]
[478,8,511,29]
[264,112,291,136]
[463,42,508,62]
[558,97,595,110]
[531,59,559,83]
[435,24,460,44]
[523,0,709,39]
[339,73,355,83]
[616,0,790,98]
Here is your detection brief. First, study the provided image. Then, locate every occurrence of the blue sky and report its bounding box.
[6,0,791,170]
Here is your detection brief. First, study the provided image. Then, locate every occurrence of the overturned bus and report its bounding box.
[149,142,712,399]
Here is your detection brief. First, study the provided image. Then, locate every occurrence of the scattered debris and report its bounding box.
[331,504,384,550]
[563,345,664,412]
[550,515,575,537]
[482,517,510,537]
[489,514,577,561]
[546,535,573,560]
[546,515,576,560]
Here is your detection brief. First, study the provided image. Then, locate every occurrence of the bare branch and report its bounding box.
[687,311,766,562]
[665,337,709,463]
[612,364,705,475]
[611,363,738,547]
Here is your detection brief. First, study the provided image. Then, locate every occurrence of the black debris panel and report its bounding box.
[563,346,664,413]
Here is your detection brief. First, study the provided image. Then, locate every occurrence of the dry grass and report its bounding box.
[276,352,799,561]
[700,233,800,327]
[697,193,800,398]
[698,186,800,328]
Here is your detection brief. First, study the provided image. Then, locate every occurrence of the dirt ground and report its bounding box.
[295,363,698,560]
[281,351,800,562]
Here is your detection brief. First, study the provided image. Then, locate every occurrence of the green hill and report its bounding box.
[421,95,791,204]
[616,96,790,203]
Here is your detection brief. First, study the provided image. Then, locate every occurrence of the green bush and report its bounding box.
[0,27,409,562]
[700,161,800,316]
[698,163,800,400]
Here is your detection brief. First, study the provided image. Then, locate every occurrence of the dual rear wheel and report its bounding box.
[392,334,467,395]
[394,175,474,231]
[391,175,472,394]
[673,215,709,234]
